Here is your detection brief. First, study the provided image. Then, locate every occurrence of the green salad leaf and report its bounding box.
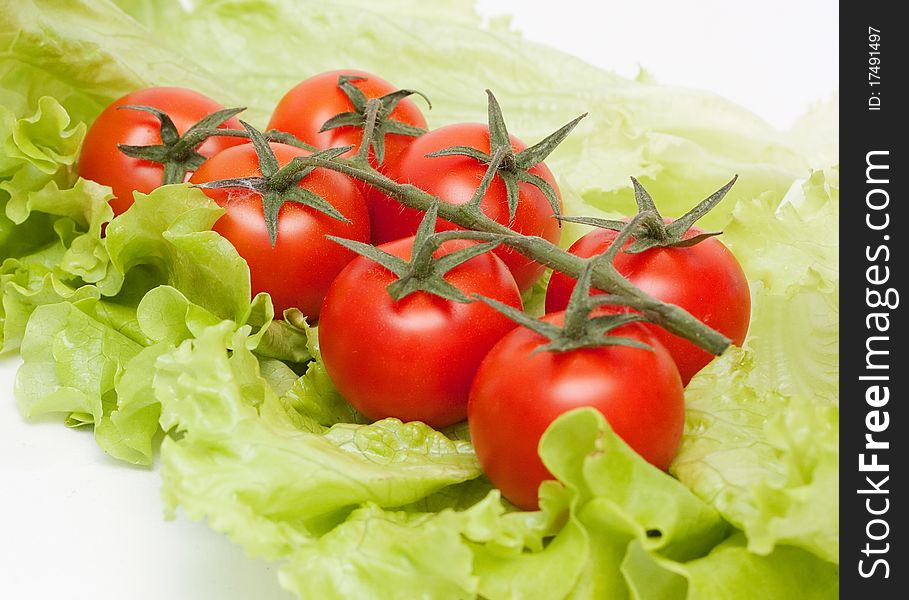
[0,95,105,351]
[672,169,839,563]
[13,184,309,464]
[160,357,736,600]
[1,0,838,598]
[157,323,481,556]
[622,534,838,600]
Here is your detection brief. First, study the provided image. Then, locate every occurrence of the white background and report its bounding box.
[0,1,837,598]
[476,0,838,130]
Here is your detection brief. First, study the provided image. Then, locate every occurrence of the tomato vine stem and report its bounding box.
[288,153,731,355]
[205,128,319,151]
[144,95,734,356]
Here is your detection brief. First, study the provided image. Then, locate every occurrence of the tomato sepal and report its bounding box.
[327,201,504,304]
[318,74,431,165]
[424,91,584,220]
[115,104,246,185]
[193,122,353,245]
[557,176,737,254]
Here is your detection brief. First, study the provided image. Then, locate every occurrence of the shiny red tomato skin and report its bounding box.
[79,87,244,216]
[468,316,684,511]
[267,69,428,168]
[545,225,751,385]
[189,143,369,320]
[318,237,522,429]
[366,123,563,291]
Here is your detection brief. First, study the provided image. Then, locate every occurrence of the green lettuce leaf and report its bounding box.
[621,534,838,600]
[542,409,727,599]
[283,502,480,599]
[0,0,237,127]
[280,320,365,427]
[0,95,111,351]
[104,184,249,320]
[158,323,482,557]
[724,169,839,404]
[1,261,100,353]
[0,94,84,195]
[16,298,143,429]
[788,95,839,169]
[1,94,86,263]
[672,170,839,563]
[13,183,309,464]
[162,375,730,600]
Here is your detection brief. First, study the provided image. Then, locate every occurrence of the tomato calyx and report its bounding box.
[319,74,431,166]
[479,215,654,353]
[116,104,246,185]
[558,176,738,254]
[328,201,502,303]
[193,122,352,245]
[425,91,584,220]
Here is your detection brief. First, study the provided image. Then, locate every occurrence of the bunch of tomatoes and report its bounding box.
[78,70,751,511]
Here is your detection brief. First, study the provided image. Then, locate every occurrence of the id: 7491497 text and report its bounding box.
[868,26,881,110]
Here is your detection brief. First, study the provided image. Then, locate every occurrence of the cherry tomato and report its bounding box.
[267,69,428,168]
[190,143,369,319]
[318,237,522,428]
[468,315,684,511]
[545,224,751,384]
[366,123,562,291]
[79,87,244,215]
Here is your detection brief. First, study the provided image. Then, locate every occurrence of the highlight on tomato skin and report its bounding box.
[190,142,370,320]
[78,87,245,216]
[467,314,685,511]
[366,122,563,292]
[545,224,751,385]
[318,236,523,430]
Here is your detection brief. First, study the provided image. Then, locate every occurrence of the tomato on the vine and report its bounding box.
[318,237,522,429]
[79,87,244,215]
[367,123,563,291]
[468,315,684,511]
[189,142,370,319]
[545,223,751,384]
[267,69,428,168]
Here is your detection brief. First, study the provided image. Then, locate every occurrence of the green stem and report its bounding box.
[294,156,730,355]
[357,98,383,163]
[638,211,669,241]
[214,128,319,151]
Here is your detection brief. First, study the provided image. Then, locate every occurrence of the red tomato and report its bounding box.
[318,237,522,428]
[367,123,562,291]
[267,69,428,168]
[190,143,369,319]
[79,87,244,215]
[468,315,684,511]
[545,224,751,384]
